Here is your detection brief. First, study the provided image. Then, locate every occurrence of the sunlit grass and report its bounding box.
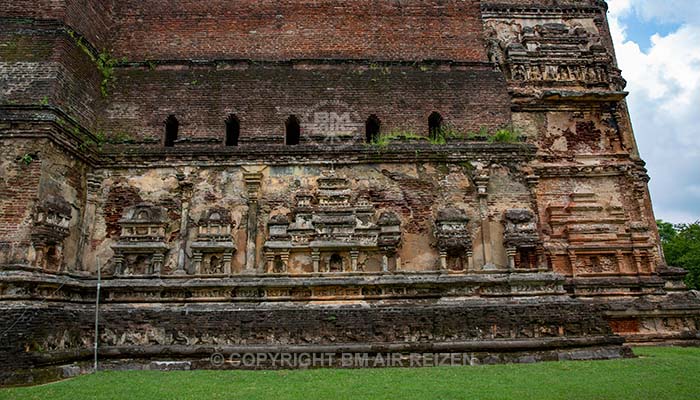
[2,347,698,400]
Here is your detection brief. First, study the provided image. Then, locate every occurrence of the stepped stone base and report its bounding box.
[0,273,632,386]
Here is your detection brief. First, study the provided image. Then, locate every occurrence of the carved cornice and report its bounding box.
[97,142,536,168]
[481,1,607,18]
[0,270,567,302]
[533,160,647,179]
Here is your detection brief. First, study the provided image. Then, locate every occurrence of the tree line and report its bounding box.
[657,220,700,290]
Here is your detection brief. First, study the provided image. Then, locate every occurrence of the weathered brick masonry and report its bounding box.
[1,0,699,386]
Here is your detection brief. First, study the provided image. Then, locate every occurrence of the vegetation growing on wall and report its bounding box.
[368,126,521,147]
[489,128,520,143]
[66,29,124,97]
[16,153,37,166]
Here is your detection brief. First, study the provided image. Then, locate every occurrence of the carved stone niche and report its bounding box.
[264,214,291,274]
[111,204,168,277]
[435,208,473,272]
[503,209,543,272]
[190,209,235,275]
[377,211,402,272]
[31,196,72,272]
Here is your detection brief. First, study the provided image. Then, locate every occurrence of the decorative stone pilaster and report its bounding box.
[505,248,517,272]
[77,172,102,272]
[377,211,402,273]
[243,171,264,272]
[175,173,193,275]
[311,248,320,273]
[474,169,492,267]
[350,249,359,272]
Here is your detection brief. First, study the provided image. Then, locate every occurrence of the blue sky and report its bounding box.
[607,0,700,223]
[619,14,678,52]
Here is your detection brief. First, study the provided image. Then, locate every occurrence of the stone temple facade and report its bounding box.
[1,0,699,385]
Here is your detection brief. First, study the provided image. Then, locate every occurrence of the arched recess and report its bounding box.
[225,114,240,146]
[365,115,381,143]
[164,115,179,147]
[286,115,300,145]
[428,111,443,140]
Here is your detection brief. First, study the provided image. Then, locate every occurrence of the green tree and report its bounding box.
[657,220,700,290]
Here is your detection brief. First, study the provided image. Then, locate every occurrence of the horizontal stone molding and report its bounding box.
[0,270,568,303]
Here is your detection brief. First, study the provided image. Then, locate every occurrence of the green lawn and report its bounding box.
[2,347,699,400]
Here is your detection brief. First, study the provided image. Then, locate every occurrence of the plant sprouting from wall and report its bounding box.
[67,29,124,97]
[489,127,520,143]
[17,153,38,166]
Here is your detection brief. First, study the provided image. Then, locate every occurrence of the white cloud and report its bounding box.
[607,0,700,223]
[633,0,700,24]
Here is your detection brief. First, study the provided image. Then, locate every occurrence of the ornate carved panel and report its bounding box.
[263,171,402,274]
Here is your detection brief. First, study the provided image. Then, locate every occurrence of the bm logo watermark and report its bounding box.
[298,100,364,148]
[305,111,360,135]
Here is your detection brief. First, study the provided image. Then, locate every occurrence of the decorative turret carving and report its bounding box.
[111,204,168,276]
[31,196,72,272]
[502,209,543,271]
[435,208,473,272]
[189,208,236,275]
[263,171,402,274]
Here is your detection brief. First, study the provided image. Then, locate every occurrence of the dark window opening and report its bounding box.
[447,255,465,272]
[164,115,179,147]
[273,255,286,273]
[285,115,300,145]
[225,115,240,146]
[365,115,381,143]
[45,245,60,271]
[208,255,222,274]
[516,248,537,270]
[329,253,343,272]
[133,255,149,275]
[428,111,443,140]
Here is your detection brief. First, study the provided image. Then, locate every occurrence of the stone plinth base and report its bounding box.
[1,295,627,386]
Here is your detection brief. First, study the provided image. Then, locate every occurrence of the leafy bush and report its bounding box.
[657,220,700,289]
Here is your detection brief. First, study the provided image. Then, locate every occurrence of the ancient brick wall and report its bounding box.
[108,0,486,61]
[102,63,510,142]
[0,22,103,130]
[0,0,114,50]
[0,133,89,270]
[35,141,90,271]
[1,0,698,384]
[0,139,43,265]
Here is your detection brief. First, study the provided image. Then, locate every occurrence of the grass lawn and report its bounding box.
[1,347,699,400]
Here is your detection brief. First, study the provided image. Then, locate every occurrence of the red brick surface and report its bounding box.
[103,62,510,141]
